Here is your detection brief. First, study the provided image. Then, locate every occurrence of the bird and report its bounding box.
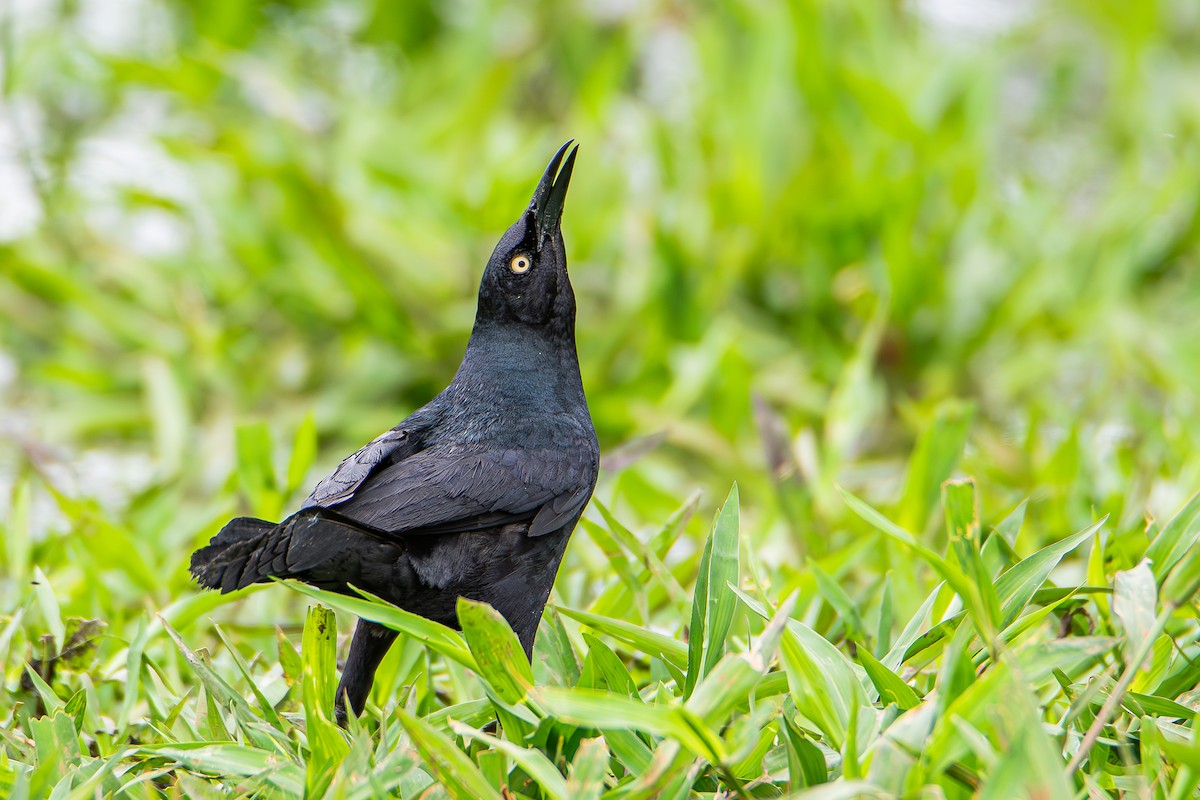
[190,141,599,725]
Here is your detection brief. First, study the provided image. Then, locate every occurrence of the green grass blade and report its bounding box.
[582,633,641,698]
[702,484,741,677]
[898,399,975,532]
[1145,490,1200,580]
[160,619,270,744]
[602,728,654,775]
[136,743,305,795]
[809,557,869,644]
[587,491,701,618]
[533,687,674,736]
[883,581,943,669]
[533,687,717,759]
[838,486,978,612]
[23,665,65,714]
[556,605,688,668]
[301,605,348,796]
[687,592,795,726]
[451,720,569,800]
[212,625,287,731]
[788,780,887,798]
[943,478,1001,639]
[32,567,66,654]
[565,737,610,800]
[994,516,1106,629]
[858,648,922,710]
[580,518,647,617]
[281,580,476,669]
[28,711,80,794]
[873,573,893,658]
[993,499,1028,545]
[780,620,863,748]
[684,527,712,698]
[456,598,533,705]
[593,499,689,606]
[396,710,503,800]
[1162,529,1200,608]
[780,709,830,789]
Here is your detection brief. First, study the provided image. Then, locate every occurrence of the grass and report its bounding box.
[2,0,1200,797]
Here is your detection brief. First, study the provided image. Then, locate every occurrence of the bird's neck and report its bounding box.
[449,320,586,411]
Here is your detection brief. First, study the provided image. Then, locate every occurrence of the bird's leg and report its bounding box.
[334,619,399,727]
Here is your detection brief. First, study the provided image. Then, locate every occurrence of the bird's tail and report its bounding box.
[189,516,285,593]
[190,509,402,595]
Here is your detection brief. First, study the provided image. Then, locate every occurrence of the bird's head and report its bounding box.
[475,141,578,332]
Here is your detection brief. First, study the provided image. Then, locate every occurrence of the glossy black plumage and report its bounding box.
[190,142,598,725]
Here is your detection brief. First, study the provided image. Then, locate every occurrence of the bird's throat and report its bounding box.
[451,321,585,412]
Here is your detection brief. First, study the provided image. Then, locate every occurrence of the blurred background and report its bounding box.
[1,0,1199,667]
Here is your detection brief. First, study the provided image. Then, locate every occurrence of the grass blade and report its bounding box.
[858,648,922,710]
[839,486,978,616]
[943,478,1001,640]
[898,399,975,532]
[566,737,610,800]
[1145,490,1200,580]
[301,605,348,796]
[281,580,476,669]
[456,598,533,705]
[451,721,569,800]
[703,484,741,676]
[994,516,1106,629]
[556,605,688,669]
[395,710,503,800]
[685,524,712,698]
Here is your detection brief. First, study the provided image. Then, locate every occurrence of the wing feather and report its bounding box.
[330,446,596,537]
[303,428,418,508]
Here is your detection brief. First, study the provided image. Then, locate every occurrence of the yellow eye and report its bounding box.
[510,254,532,274]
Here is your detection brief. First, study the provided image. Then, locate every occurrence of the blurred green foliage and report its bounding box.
[2,0,1200,796]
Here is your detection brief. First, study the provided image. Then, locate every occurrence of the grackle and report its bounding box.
[190,142,599,725]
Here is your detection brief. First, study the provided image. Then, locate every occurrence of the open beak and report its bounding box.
[530,140,578,249]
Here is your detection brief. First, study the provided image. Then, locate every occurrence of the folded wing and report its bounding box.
[303,428,421,508]
[324,446,595,538]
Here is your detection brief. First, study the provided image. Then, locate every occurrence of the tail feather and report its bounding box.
[190,516,283,593]
[190,509,404,595]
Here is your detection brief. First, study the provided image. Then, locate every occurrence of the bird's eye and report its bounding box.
[509,254,532,274]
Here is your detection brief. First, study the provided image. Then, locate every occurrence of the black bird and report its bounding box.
[190,142,599,725]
